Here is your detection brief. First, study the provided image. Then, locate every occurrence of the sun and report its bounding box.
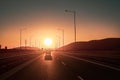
[44,38,52,46]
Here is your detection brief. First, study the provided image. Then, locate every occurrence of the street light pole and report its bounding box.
[62,29,64,46]
[74,11,76,42]
[20,29,22,49]
[56,35,60,48]
[20,28,26,49]
[58,29,64,46]
[65,10,77,42]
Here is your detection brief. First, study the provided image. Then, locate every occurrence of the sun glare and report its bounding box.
[44,38,52,46]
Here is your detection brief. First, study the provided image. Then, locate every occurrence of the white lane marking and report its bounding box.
[0,56,41,80]
[77,76,84,80]
[61,54,120,71]
[61,61,66,66]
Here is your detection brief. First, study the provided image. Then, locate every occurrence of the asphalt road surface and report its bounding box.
[0,51,120,80]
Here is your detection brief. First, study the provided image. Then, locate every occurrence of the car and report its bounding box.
[44,50,52,60]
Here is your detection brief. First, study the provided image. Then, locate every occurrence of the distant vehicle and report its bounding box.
[44,50,52,60]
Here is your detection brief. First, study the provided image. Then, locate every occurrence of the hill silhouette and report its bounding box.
[58,38,120,51]
[12,46,40,50]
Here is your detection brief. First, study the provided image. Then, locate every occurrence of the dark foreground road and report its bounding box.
[0,51,120,80]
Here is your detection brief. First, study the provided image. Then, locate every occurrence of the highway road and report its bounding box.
[0,51,120,80]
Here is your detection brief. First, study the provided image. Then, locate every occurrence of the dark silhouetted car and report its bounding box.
[44,50,52,60]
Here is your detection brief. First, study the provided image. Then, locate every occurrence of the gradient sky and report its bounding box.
[0,0,120,48]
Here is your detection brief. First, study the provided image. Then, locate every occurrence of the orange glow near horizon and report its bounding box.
[0,13,120,49]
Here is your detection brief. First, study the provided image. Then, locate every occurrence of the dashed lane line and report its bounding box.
[61,61,66,66]
[77,76,84,80]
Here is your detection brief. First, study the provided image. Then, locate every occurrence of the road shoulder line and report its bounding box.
[62,54,120,71]
[0,56,41,80]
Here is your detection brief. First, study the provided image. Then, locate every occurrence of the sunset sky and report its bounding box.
[0,0,120,48]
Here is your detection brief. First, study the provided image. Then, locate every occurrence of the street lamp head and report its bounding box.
[65,10,68,12]
[65,9,75,13]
